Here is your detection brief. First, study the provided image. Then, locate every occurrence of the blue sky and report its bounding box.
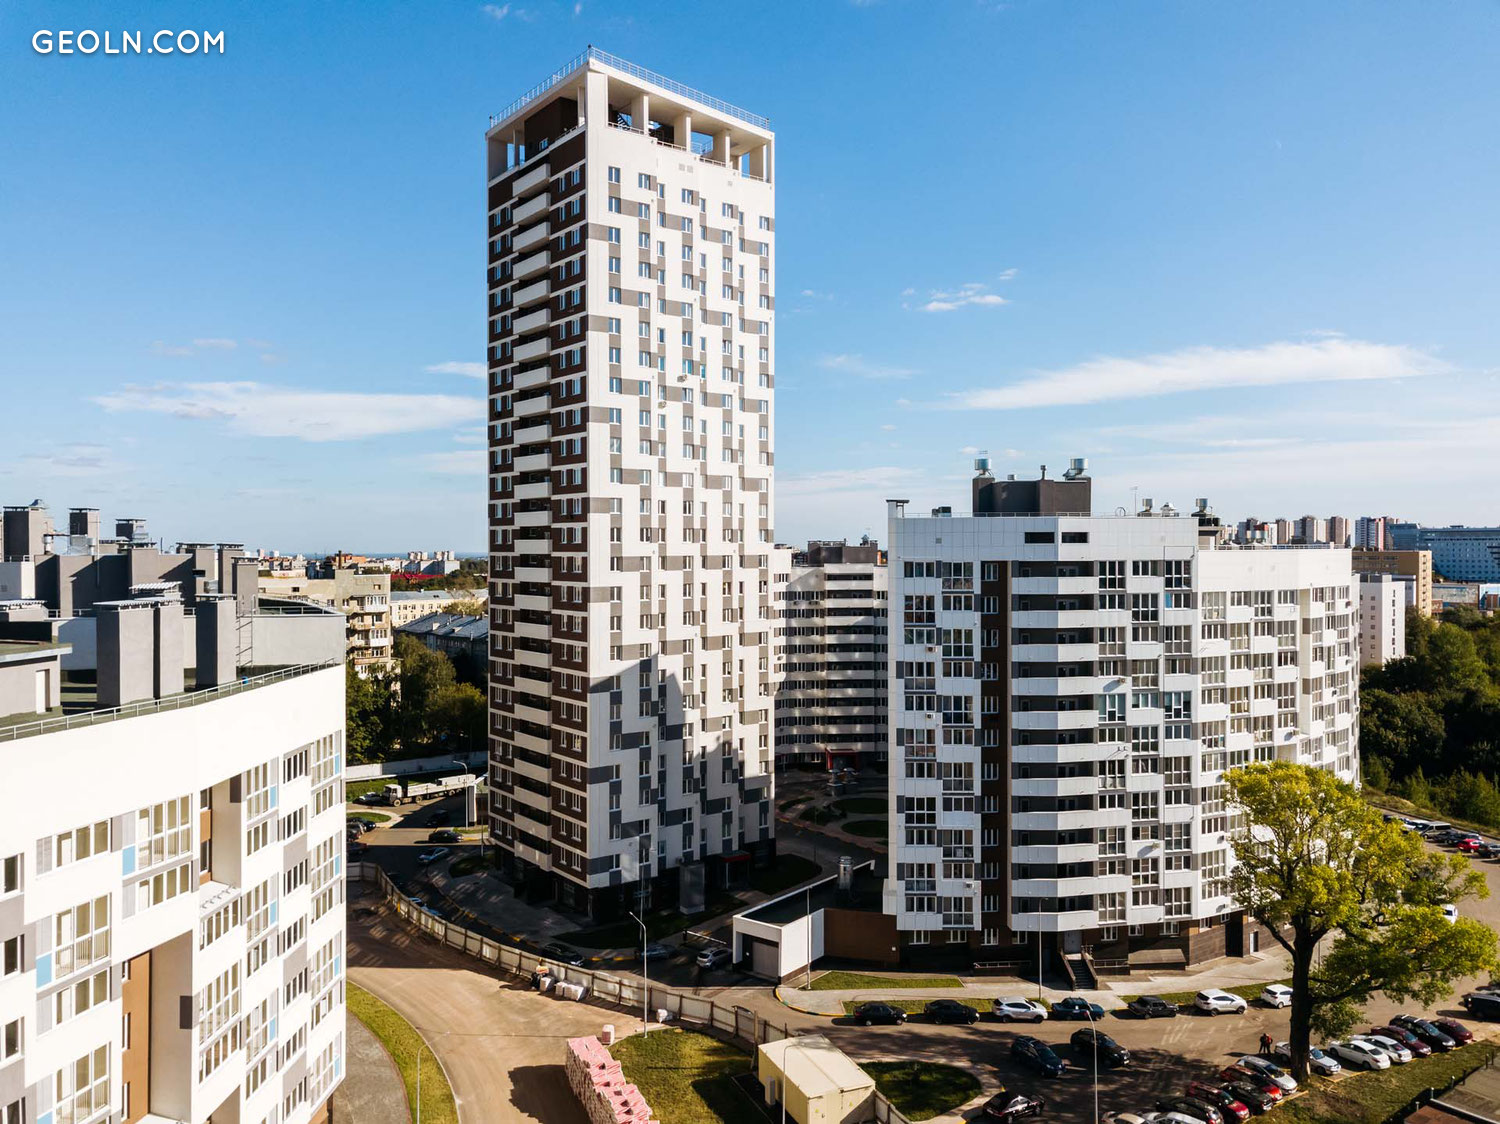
[4,1,1498,552]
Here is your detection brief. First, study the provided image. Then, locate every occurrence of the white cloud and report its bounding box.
[481,3,510,17]
[12,443,123,479]
[151,337,258,357]
[414,450,487,475]
[819,354,918,381]
[192,338,237,350]
[94,382,483,442]
[915,282,1009,313]
[425,361,486,379]
[996,268,1019,282]
[880,424,897,432]
[943,338,1448,411]
[959,445,981,456]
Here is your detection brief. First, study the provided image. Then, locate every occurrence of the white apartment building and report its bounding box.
[0,610,345,1124]
[485,49,778,918]
[775,541,888,768]
[884,464,1358,971]
[1357,572,1407,666]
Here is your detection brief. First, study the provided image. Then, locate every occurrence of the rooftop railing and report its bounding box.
[0,661,339,743]
[490,46,770,131]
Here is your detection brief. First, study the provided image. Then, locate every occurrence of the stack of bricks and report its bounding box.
[564,1036,659,1124]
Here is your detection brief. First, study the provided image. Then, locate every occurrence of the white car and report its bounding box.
[991,996,1048,1023]
[1443,904,1460,924]
[1259,984,1293,1008]
[1327,1039,1392,1071]
[1235,1056,1297,1092]
[1272,1041,1342,1076]
[1142,1115,1201,1124]
[1354,1034,1413,1064]
[1195,988,1249,1015]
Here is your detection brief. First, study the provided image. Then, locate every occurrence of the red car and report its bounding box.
[1458,837,1483,853]
[1185,1082,1251,1122]
[1432,1018,1474,1044]
[1219,1066,1283,1101]
[1371,1025,1432,1057]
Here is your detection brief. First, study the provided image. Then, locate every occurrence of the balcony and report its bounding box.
[513,337,551,363]
[514,451,550,473]
[512,193,549,226]
[1011,775,1098,799]
[513,249,550,281]
[512,221,550,255]
[514,365,550,392]
[513,278,550,308]
[514,480,551,501]
[512,161,550,199]
[514,307,551,335]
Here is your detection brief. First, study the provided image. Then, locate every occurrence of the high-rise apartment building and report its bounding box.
[1354,516,1387,551]
[1357,572,1407,666]
[884,463,1358,970]
[774,540,889,769]
[484,49,778,917]
[0,601,346,1124]
[1352,549,1434,617]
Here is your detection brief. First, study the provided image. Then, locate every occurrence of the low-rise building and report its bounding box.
[395,613,487,682]
[1352,549,1435,617]
[257,568,394,673]
[390,589,486,628]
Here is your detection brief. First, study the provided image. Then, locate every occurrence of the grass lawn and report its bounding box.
[747,854,821,895]
[1124,980,1289,1007]
[862,1062,981,1122]
[806,970,963,991]
[842,997,989,1016]
[832,796,888,815]
[1277,1041,1498,1124]
[612,1028,762,1124]
[346,981,458,1124]
[842,819,887,838]
[559,894,738,948]
[349,811,394,826]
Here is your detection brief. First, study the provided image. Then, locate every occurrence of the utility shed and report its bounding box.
[757,1034,875,1124]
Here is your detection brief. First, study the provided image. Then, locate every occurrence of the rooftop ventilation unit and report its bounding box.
[1063,457,1088,480]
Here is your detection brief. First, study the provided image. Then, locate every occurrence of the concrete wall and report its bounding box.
[344,749,489,782]
[245,612,345,668]
[823,907,899,968]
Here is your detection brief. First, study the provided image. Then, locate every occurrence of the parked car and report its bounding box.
[1128,995,1180,1018]
[1352,1034,1412,1064]
[347,840,369,858]
[1431,1018,1474,1044]
[1220,1081,1276,1114]
[1457,837,1484,854]
[350,819,374,833]
[427,809,452,826]
[1194,989,1248,1015]
[1071,1027,1130,1067]
[981,1093,1046,1120]
[1391,1014,1457,1050]
[924,999,980,1025]
[695,946,732,970]
[1181,1087,1249,1122]
[1052,996,1106,1021]
[1475,842,1500,859]
[1370,1025,1432,1057]
[1327,1039,1391,1071]
[641,943,674,962]
[1258,984,1293,1009]
[1463,992,1500,1020]
[355,792,383,805]
[992,997,1049,1023]
[1182,1084,1250,1123]
[852,1002,907,1027]
[1233,1057,1296,1093]
[416,847,450,864]
[1442,904,1460,923]
[1148,1113,1209,1124]
[1011,1035,1066,1077]
[538,942,585,966]
[1155,1098,1223,1124]
[1271,1042,1341,1076]
[1217,1068,1282,1102]
[427,828,460,843]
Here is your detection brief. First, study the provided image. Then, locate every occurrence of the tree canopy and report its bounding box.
[1228,761,1495,1079]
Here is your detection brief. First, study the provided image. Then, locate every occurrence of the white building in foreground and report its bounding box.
[0,596,345,1124]
[884,461,1358,973]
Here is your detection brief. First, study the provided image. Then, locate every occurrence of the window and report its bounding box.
[54,1046,109,1124]
[607,165,620,183]
[2,1018,19,1061]
[54,897,109,977]
[53,970,108,1024]
[1,936,20,977]
[51,820,110,868]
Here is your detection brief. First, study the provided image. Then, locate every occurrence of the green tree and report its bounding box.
[1359,688,1446,777]
[393,635,456,747]
[344,660,395,763]
[1227,762,1494,1080]
[1426,623,1489,693]
[428,682,486,757]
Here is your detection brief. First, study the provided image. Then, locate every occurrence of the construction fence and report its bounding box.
[349,861,913,1124]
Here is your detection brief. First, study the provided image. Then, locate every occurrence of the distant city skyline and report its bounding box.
[6,2,1500,548]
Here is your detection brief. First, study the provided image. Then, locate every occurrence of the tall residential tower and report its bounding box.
[485,50,777,918]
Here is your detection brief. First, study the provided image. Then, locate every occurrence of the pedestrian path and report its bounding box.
[333,1010,410,1124]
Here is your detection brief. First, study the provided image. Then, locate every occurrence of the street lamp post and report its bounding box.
[629,910,649,1033]
[1083,1004,1100,1124]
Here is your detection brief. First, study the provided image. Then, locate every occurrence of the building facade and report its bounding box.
[884,466,1359,970]
[0,629,345,1124]
[1352,549,1434,618]
[256,570,393,674]
[390,590,485,629]
[1354,516,1388,551]
[1356,572,1407,665]
[1388,524,1500,584]
[485,49,778,917]
[774,540,888,769]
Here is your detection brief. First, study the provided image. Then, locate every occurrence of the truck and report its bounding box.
[381,773,474,806]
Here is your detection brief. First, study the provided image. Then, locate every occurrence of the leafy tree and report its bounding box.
[1359,689,1446,777]
[344,660,395,763]
[447,597,486,617]
[1227,762,1494,1080]
[428,682,487,756]
[394,634,456,746]
[1426,623,1489,693]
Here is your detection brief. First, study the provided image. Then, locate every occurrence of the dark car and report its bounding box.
[1371,1025,1432,1057]
[1128,995,1180,1018]
[853,1002,906,1027]
[981,1093,1046,1120]
[924,1000,980,1025]
[1462,993,1500,1021]
[1184,1083,1250,1123]
[427,809,452,826]
[1052,996,1106,1021]
[427,828,460,843]
[1218,1067,1282,1102]
[1476,842,1500,859]
[1011,1035,1066,1077]
[347,840,369,857]
[1070,1027,1130,1067]
[1391,1014,1457,1050]
[1156,1097,1224,1124]
[1432,1018,1474,1044]
[538,942,585,966]
[1221,1082,1276,1115]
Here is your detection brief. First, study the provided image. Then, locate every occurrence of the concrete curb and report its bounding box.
[773,985,839,1017]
